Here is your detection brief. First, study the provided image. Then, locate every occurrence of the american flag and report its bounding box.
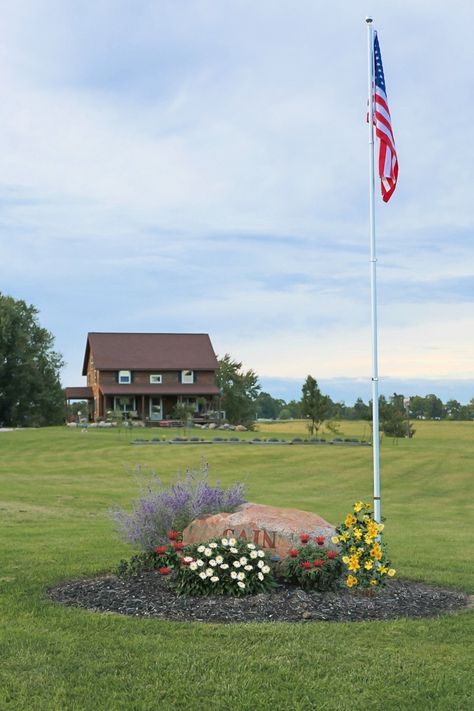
[372,31,398,202]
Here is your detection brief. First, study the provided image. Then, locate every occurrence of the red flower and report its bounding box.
[301,561,312,570]
[158,566,171,575]
[155,545,168,555]
[327,551,337,560]
[299,533,310,544]
[173,542,184,551]
[181,557,192,565]
[313,559,324,568]
[289,549,299,558]
[315,536,326,546]
[167,530,179,540]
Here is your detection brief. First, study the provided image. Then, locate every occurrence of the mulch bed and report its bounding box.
[48,573,471,623]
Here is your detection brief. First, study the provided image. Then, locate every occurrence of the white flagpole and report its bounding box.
[366,17,381,524]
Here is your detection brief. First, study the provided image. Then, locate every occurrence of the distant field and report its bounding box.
[0,421,473,710]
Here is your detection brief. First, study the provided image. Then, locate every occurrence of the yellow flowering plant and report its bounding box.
[332,501,396,591]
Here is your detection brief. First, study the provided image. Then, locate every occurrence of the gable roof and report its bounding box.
[82,332,218,375]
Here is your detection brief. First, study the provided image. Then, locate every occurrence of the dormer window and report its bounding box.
[118,370,131,384]
[149,374,162,384]
[181,370,194,384]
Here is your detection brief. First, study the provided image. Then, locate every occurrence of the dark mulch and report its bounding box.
[48,573,471,623]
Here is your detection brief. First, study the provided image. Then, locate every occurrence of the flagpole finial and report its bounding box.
[366,16,373,24]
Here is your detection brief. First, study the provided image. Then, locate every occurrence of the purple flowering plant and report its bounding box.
[111,461,246,552]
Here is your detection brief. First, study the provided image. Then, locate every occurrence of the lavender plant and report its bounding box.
[111,461,246,552]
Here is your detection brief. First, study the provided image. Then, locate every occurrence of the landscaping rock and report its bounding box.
[182,502,337,559]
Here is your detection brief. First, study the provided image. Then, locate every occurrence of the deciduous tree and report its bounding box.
[0,293,65,427]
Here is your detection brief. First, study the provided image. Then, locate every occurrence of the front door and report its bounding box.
[149,397,163,421]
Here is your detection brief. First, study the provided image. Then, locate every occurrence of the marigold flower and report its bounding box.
[167,530,179,541]
[370,579,378,586]
[353,501,364,513]
[155,545,168,555]
[353,528,362,541]
[348,555,360,572]
[331,536,339,544]
[379,566,388,575]
[289,549,299,558]
[367,521,379,539]
[342,556,350,564]
[340,533,349,542]
[388,568,396,577]
[346,575,358,588]
[300,533,310,544]
[313,559,324,568]
[370,543,382,560]
[301,561,312,570]
[364,534,374,545]
[158,566,171,575]
[364,560,374,570]
[345,514,357,527]
[315,536,326,546]
[378,523,385,532]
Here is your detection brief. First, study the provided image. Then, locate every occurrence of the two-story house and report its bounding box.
[65,332,220,423]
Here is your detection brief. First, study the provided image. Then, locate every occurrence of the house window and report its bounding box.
[114,396,136,412]
[118,370,131,384]
[149,374,162,384]
[181,370,194,384]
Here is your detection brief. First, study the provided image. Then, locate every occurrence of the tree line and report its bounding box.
[1,291,473,431]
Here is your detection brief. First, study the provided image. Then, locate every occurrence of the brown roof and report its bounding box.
[82,333,218,375]
[99,384,220,396]
[64,386,94,399]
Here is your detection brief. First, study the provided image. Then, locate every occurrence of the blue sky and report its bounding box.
[1,1,473,404]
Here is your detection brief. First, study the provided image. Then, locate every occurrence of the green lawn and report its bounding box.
[0,421,473,710]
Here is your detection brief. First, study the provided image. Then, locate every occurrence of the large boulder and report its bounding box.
[182,502,336,559]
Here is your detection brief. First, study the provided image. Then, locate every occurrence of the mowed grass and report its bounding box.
[0,421,473,711]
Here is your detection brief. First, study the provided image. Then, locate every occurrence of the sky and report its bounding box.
[1,0,473,405]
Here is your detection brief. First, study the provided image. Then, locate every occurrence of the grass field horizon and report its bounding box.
[1,420,473,710]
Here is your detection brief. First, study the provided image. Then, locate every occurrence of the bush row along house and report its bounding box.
[65,332,221,423]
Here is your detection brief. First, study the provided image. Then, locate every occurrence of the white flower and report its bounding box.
[209,542,218,549]
[209,559,217,567]
[215,555,223,564]
[237,581,245,589]
[204,548,212,557]
[250,550,258,559]
[244,565,253,571]
[183,556,193,563]
[197,545,205,553]
[205,568,213,577]
[230,571,238,579]
[228,538,237,546]
[237,572,246,581]
[257,550,265,558]
[196,559,204,567]
[233,561,241,568]
[239,557,248,565]
[257,560,265,569]
[199,572,207,580]
[247,543,256,550]
[262,565,270,574]
[221,538,229,546]
[210,576,219,583]
[258,572,264,581]
[220,563,229,570]
[189,562,198,571]
[230,547,238,554]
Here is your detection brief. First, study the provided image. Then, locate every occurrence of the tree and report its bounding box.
[215,354,260,427]
[301,375,331,435]
[255,392,285,420]
[0,293,65,427]
[353,397,371,421]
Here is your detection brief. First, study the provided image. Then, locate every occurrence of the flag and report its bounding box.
[372,31,398,202]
